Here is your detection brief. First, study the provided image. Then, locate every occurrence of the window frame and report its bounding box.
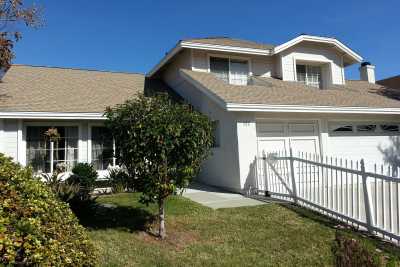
[207,53,252,85]
[295,63,323,88]
[211,120,221,148]
[88,123,116,171]
[24,122,81,174]
[329,122,400,136]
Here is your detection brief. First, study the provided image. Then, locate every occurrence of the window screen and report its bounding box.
[26,126,78,173]
[91,126,114,170]
[210,57,229,83]
[296,64,322,88]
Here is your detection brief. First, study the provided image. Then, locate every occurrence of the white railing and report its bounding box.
[256,149,400,245]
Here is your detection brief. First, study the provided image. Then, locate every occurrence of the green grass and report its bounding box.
[76,193,400,267]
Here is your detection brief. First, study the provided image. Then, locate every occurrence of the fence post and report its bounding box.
[289,148,298,204]
[361,159,374,234]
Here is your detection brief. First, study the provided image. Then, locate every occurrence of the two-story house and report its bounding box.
[1,34,400,193]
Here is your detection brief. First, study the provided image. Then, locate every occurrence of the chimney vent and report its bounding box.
[359,62,375,84]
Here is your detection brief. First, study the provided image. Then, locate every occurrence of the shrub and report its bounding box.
[0,153,97,266]
[70,162,98,189]
[105,166,132,193]
[332,231,397,267]
[42,163,80,202]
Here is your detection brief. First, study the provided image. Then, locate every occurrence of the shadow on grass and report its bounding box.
[73,203,155,232]
[278,202,338,228]
[277,202,400,257]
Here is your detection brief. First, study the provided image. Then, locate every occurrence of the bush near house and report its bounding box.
[0,153,97,266]
[105,166,132,193]
[333,230,398,267]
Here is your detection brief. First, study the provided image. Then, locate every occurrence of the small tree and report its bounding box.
[105,94,213,239]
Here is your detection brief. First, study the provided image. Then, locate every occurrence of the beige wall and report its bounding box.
[278,42,345,86]
[191,49,275,77]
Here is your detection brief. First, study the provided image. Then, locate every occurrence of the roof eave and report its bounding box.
[0,111,106,120]
[147,41,273,78]
[226,103,400,114]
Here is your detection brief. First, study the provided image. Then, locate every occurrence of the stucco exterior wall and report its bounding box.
[163,72,241,191]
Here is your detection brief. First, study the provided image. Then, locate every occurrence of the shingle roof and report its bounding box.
[0,65,172,113]
[182,37,274,50]
[378,75,400,90]
[180,69,400,108]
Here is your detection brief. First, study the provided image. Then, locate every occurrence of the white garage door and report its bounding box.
[256,122,320,158]
[328,122,400,171]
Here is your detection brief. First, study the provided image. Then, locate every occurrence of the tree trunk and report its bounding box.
[158,198,166,239]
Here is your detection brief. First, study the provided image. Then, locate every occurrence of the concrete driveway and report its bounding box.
[182,182,265,209]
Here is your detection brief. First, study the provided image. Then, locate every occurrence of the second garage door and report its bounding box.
[256,122,320,157]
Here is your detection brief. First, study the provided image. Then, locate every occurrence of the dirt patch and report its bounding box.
[137,223,200,251]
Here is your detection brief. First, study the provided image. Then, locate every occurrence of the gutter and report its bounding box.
[0,111,105,120]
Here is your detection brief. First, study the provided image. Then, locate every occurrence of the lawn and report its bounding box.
[75,193,399,267]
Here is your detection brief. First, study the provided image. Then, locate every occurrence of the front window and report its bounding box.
[296,64,322,88]
[26,126,79,173]
[210,56,249,85]
[91,126,114,170]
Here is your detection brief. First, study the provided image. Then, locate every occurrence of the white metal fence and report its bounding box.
[256,149,400,245]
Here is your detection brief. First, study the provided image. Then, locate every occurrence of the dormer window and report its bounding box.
[209,56,249,85]
[296,64,322,88]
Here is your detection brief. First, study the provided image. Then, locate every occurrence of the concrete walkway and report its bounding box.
[182,182,265,209]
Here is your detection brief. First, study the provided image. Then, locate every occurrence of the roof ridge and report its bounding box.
[182,36,273,46]
[12,64,144,76]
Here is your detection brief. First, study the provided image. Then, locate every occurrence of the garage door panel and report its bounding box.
[328,136,394,171]
[289,123,318,136]
[256,123,285,137]
[290,138,318,155]
[257,139,288,157]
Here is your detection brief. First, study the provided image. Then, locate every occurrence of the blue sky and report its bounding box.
[15,0,400,80]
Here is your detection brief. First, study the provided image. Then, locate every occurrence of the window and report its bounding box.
[330,125,353,133]
[26,126,78,173]
[296,64,322,88]
[381,125,399,132]
[356,125,377,132]
[212,121,220,148]
[210,56,249,85]
[210,57,229,83]
[91,126,114,170]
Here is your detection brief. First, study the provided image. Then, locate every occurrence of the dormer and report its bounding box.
[148,35,364,90]
[273,35,363,88]
[148,37,275,87]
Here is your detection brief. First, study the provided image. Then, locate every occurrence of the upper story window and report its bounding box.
[296,64,322,88]
[209,56,249,85]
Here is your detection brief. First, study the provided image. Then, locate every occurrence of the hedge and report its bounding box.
[0,153,97,266]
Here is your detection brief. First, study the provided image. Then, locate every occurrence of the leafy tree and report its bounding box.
[105,94,213,239]
[0,0,42,70]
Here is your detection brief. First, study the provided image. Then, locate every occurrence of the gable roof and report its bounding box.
[182,37,274,50]
[273,35,363,64]
[148,35,363,77]
[0,65,171,114]
[180,69,400,114]
[378,75,400,90]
